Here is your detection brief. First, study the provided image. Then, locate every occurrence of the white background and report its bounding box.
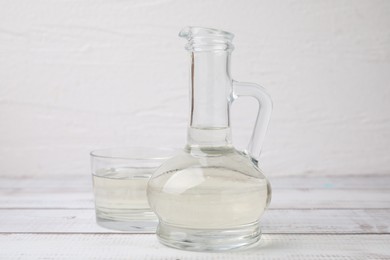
[0,0,389,177]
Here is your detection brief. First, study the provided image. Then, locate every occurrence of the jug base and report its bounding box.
[156,220,262,252]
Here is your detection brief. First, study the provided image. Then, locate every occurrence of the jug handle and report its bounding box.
[232,80,273,162]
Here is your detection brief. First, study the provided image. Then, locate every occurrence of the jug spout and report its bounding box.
[178,26,192,39]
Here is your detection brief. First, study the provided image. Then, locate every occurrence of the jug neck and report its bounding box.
[186,50,233,148]
[180,27,235,148]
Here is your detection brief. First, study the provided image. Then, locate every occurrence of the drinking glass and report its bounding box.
[90,147,174,232]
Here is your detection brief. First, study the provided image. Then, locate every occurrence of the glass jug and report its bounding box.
[147,27,272,251]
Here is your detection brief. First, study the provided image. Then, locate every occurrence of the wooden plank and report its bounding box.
[271,189,390,209]
[1,174,390,189]
[270,174,390,189]
[0,234,389,259]
[0,175,91,191]
[0,190,94,209]
[0,209,146,234]
[0,209,388,234]
[0,176,389,209]
[0,188,389,209]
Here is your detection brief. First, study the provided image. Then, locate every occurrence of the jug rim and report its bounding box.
[179,26,235,52]
[179,26,234,41]
[90,146,177,161]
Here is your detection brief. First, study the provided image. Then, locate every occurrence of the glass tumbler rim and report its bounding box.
[90,146,177,161]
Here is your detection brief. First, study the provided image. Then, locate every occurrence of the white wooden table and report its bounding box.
[1,174,389,259]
